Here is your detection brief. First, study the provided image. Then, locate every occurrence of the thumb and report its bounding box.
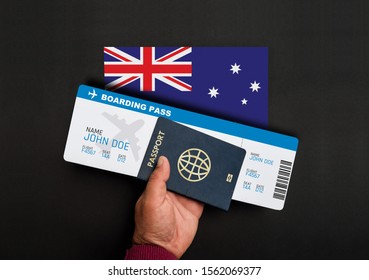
[144,156,170,202]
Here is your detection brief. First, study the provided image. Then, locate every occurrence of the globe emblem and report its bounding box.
[177,148,211,182]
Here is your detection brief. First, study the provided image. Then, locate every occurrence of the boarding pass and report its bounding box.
[64,85,298,210]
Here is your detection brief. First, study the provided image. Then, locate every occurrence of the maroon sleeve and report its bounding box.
[124,244,177,260]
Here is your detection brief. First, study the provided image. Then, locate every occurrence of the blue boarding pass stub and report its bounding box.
[64,85,298,210]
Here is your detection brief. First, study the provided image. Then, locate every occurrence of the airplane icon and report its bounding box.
[98,112,144,161]
[88,89,97,99]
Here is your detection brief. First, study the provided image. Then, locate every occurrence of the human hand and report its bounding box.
[132,156,204,259]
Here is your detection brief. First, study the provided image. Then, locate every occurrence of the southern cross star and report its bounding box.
[208,87,220,98]
[249,81,261,92]
[230,63,241,74]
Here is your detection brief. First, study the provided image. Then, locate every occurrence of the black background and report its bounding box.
[1,0,368,259]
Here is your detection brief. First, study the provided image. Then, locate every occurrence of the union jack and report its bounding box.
[104,47,192,92]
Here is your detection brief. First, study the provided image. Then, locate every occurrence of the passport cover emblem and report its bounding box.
[177,148,211,182]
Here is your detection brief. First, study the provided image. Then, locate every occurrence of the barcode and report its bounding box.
[273,160,292,200]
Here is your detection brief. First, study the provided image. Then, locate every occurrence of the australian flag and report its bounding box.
[104,47,268,127]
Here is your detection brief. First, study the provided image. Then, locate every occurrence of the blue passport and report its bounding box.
[137,117,246,210]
